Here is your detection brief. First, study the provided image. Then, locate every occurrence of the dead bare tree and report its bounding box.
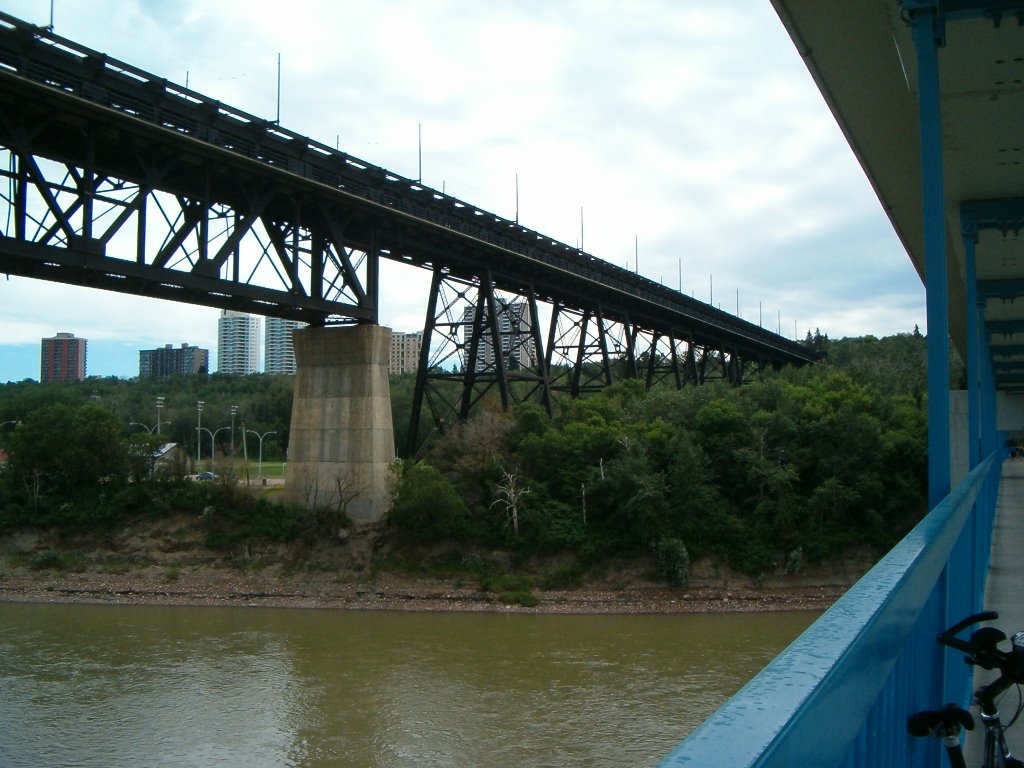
[300,470,363,538]
[21,468,43,509]
[303,473,323,509]
[331,472,361,517]
[490,469,531,536]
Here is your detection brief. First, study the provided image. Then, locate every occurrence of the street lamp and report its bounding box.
[156,396,165,435]
[129,421,154,433]
[199,426,230,474]
[229,405,239,457]
[246,429,277,480]
[196,400,204,465]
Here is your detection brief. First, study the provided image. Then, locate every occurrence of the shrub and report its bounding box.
[182,478,303,548]
[479,570,532,593]
[499,590,539,607]
[654,536,690,587]
[785,546,804,575]
[388,461,473,541]
[29,549,64,571]
[540,561,586,590]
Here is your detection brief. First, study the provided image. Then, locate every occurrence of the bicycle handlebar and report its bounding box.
[939,611,1000,651]
[911,612,1024,754]
[939,611,1024,687]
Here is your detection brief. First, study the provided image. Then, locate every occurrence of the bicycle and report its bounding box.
[908,611,1024,768]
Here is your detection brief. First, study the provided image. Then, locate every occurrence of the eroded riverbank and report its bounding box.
[0,513,872,615]
[0,565,853,614]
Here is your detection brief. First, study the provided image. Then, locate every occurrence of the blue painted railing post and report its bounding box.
[962,213,981,469]
[909,3,951,509]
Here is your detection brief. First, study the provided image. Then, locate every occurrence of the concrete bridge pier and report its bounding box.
[284,325,395,521]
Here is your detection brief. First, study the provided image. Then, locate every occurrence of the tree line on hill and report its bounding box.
[0,331,933,582]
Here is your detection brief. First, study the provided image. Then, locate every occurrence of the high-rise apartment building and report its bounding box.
[40,332,87,382]
[217,310,261,374]
[461,302,536,372]
[264,317,306,375]
[389,330,422,375]
[139,343,209,378]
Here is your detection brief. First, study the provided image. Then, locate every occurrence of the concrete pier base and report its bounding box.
[284,325,395,521]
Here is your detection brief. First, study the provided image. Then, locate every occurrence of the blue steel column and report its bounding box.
[962,214,981,468]
[981,328,998,457]
[910,4,951,508]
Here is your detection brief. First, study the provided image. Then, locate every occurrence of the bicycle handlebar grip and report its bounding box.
[939,611,1000,647]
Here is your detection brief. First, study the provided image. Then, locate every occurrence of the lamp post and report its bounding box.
[129,421,154,433]
[156,396,165,435]
[246,429,277,480]
[196,400,204,465]
[199,426,230,474]
[229,405,239,457]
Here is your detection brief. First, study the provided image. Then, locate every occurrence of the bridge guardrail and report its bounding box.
[658,450,1002,767]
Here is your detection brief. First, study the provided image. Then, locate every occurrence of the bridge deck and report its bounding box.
[965,459,1024,760]
[983,460,1024,631]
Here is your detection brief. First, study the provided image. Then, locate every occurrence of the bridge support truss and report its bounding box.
[407,268,777,453]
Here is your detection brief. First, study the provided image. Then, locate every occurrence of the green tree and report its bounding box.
[7,402,126,499]
[388,461,473,541]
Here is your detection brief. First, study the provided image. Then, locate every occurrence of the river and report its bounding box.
[0,602,815,767]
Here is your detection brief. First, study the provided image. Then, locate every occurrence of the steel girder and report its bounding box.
[0,107,375,324]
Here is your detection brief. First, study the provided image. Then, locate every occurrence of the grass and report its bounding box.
[97,554,152,574]
[191,460,287,479]
[499,590,540,607]
[249,461,287,478]
[26,549,86,572]
[479,570,533,593]
[371,554,480,580]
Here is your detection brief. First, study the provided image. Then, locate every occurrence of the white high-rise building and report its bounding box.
[217,310,261,374]
[461,302,536,372]
[265,317,306,375]
[389,330,422,375]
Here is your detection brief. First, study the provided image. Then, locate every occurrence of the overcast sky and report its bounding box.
[0,0,925,382]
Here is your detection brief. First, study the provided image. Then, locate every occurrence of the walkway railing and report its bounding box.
[658,452,1003,767]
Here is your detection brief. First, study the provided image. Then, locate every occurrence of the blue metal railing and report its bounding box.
[658,452,1003,767]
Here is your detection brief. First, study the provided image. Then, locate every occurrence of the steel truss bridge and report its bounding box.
[0,12,816,449]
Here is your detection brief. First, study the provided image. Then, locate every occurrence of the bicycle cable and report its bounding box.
[1004,683,1024,729]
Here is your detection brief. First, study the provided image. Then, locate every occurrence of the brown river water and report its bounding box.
[0,602,816,767]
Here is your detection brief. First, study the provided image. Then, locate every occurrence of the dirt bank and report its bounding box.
[0,515,874,615]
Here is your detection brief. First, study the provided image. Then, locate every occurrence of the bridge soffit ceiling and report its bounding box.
[771,0,1024,385]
